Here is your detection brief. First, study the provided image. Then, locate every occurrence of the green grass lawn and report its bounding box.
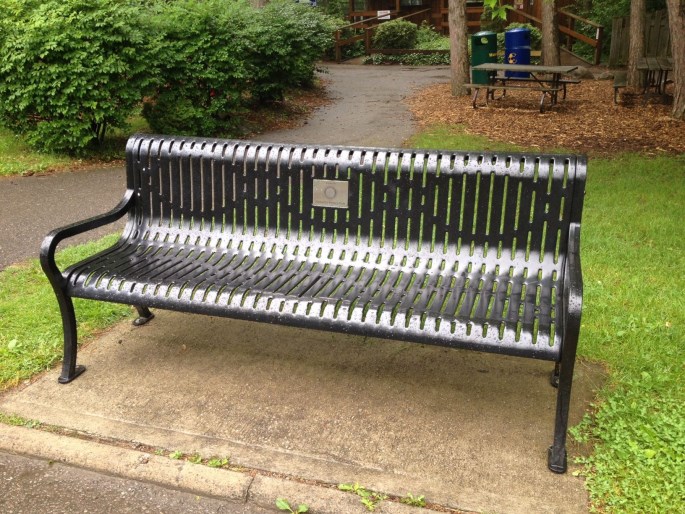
[0,123,683,512]
[0,234,131,390]
[0,127,74,176]
[0,116,150,177]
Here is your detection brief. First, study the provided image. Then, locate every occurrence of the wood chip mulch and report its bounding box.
[406,79,685,156]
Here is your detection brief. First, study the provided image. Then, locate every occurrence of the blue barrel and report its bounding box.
[504,27,531,78]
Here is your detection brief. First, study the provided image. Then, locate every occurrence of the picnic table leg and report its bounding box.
[472,88,480,109]
[540,91,548,113]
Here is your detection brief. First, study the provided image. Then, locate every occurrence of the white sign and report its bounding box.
[378,10,390,20]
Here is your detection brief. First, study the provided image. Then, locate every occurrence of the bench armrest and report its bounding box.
[563,223,583,341]
[40,190,134,288]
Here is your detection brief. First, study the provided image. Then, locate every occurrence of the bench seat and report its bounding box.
[65,231,563,359]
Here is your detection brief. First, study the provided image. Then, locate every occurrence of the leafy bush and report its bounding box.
[246,1,335,103]
[143,0,333,135]
[0,0,156,155]
[372,19,418,49]
[363,53,450,66]
[415,22,450,51]
[142,0,253,136]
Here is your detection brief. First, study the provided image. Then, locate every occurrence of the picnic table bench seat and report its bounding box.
[41,134,586,473]
[494,75,581,99]
[465,83,562,112]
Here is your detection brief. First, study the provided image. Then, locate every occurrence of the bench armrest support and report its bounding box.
[564,223,583,329]
[40,190,134,289]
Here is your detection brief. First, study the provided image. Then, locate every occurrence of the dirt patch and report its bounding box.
[407,79,685,156]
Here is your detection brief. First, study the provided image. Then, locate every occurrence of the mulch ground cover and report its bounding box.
[406,79,685,156]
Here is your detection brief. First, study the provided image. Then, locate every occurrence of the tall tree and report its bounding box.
[666,0,685,118]
[541,0,560,65]
[449,0,470,96]
[628,0,646,88]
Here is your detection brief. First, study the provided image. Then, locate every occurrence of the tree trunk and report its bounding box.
[628,0,645,89]
[449,0,470,96]
[666,0,685,119]
[541,0,560,66]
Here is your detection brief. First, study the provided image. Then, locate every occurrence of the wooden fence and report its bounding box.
[609,9,671,66]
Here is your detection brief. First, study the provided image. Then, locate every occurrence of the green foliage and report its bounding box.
[0,0,157,155]
[142,0,253,136]
[363,53,450,66]
[143,0,333,135]
[276,498,309,513]
[415,22,450,51]
[317,0,348,18]
[338,483,387,511]
[206,456,230,468]
[572,0,666,62]
[169,451,183,459]
[400,492,426,507]
[481,0,513,32]
[247,1,335,103]
[372,19,418,49]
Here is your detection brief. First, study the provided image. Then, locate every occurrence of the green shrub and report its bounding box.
[372,19,418,49]
[143,0,333,135]
[247,1,335,103]
[363,53,450,66]
[142,0,253,136]
[0,0,157,155]
[415,22,450,51]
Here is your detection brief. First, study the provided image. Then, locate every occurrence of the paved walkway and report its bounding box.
[0,64,598,513]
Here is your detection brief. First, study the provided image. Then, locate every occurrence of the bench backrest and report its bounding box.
[126,135,585,279]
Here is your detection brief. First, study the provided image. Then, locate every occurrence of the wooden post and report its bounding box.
[594,25,604,65]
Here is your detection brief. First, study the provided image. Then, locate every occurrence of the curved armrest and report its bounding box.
[40,190,135,289]
[563,223,583,341]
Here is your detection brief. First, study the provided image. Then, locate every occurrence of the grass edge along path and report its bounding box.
[0,234,131,391]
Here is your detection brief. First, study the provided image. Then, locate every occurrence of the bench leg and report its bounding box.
[57,294,86,384]
[133,305,155,326]
[548,352,577,473]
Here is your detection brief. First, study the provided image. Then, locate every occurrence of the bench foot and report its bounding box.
[58,364,86,384]
[133,305,155,326]
[551,362,560,388]
[547,445,568,473]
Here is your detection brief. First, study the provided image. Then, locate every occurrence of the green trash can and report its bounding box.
[471,31,497,84]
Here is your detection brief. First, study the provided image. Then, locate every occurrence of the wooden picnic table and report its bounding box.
[468,63,579,113]
[637,57,673,101]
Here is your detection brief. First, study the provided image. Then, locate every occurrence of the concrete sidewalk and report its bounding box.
[1,313,602,512]
[0,64,600,513]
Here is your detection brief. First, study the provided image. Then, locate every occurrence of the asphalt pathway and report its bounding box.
[0,64,450,270]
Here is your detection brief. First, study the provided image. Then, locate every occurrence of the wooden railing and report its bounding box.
[333,8,432,62]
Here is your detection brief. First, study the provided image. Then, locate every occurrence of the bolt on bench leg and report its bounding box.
[133,305,154,326]
[57,295,86,384]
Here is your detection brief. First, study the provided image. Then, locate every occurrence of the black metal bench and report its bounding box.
[41,134,586,473]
